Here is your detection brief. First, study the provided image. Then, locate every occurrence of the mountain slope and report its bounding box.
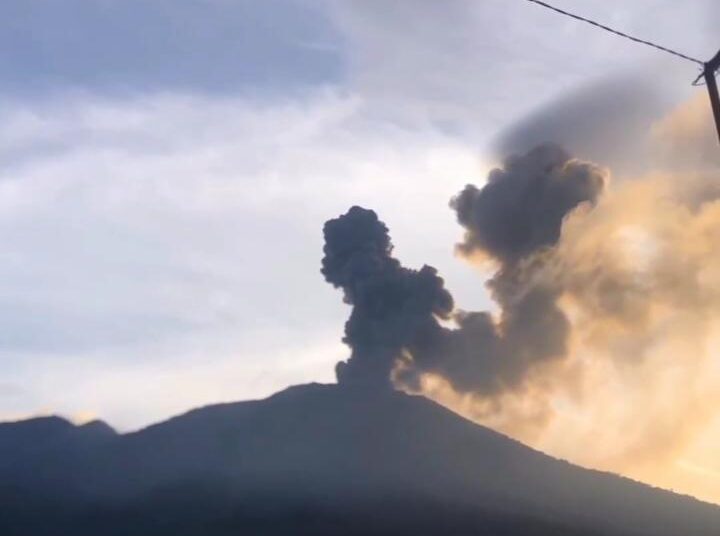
[1,383,719,535]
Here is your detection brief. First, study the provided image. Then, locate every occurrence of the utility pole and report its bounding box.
[703,49,720,145]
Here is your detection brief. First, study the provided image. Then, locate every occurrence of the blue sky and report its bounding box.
[0,0,717,430]
[0,0,344,94]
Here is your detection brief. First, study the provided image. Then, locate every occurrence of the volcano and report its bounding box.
[1,383,718,535]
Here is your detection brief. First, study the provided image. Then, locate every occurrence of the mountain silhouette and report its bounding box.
[1,383,719,535]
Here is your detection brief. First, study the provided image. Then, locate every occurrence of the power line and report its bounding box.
[524,0,704,66]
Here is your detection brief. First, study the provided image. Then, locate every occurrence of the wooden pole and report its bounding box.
[704,49,720,145]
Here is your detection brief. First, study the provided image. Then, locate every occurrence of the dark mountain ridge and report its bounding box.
[1,383,719,535]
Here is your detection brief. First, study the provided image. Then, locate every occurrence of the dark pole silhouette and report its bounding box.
[703,49,720,145]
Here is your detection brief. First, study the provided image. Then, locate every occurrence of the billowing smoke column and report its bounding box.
[321,206,454,387]
[322,144,607,394]
[324,91,720,503]
[453,144,605,263]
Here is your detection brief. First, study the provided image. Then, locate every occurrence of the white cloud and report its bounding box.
[0,90,486,428]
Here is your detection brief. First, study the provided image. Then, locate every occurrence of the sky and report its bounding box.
[1,0,720,504]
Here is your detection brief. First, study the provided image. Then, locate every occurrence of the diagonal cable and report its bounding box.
[524,0,704,66]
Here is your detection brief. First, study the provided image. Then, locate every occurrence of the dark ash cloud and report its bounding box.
[452,144,605,264]
[322,145,607,396]
[321,206,453,388]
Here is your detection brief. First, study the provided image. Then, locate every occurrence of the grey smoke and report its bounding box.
[494,74,669,175]
[452,144,605,264]
[321,206,454,388]
[322,144,607,396]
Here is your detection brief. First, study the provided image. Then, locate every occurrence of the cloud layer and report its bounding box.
[0,0,342,94]
[0,91,481,429]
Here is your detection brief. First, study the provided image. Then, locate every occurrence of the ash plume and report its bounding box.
[321,205,454,387]
[452,144,605,263]
[463,93,720,503]
[322,144,606,396]
[324,89,720,504]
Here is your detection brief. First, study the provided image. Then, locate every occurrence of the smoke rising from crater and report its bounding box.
[321,205,453,388]
[322,91,720,504]
[322,144,606,397]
